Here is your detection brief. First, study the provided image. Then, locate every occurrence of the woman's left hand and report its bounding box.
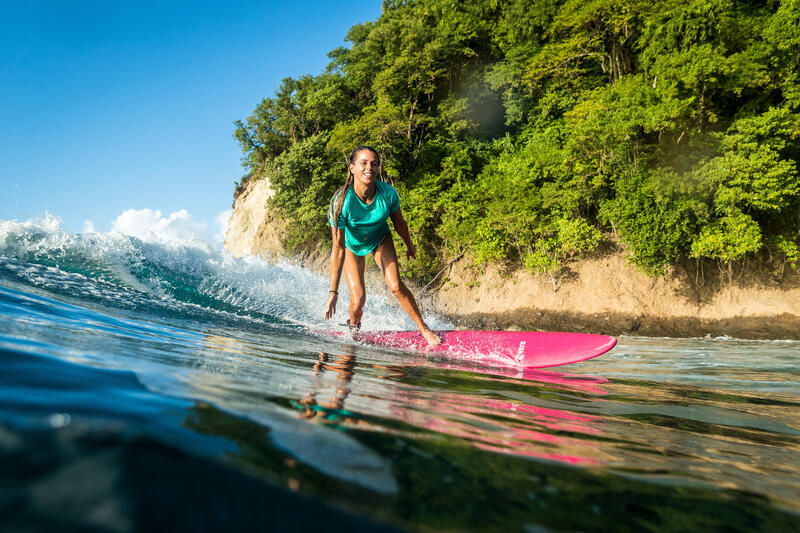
[324,292,338,320]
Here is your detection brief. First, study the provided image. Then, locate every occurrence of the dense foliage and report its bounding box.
[234,0,800,281]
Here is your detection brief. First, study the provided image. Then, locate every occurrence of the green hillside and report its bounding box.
[234,0,800,282]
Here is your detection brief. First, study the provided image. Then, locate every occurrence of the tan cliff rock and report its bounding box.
[224,177,288,259]
[432,250,800,339]
[224,176,800,339]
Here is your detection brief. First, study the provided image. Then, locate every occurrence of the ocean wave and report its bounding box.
[0,215,449,333]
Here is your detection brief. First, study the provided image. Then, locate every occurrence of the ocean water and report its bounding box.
[0,216,798,532]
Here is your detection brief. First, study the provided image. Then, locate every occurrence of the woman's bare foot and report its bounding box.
[421,328,442,347]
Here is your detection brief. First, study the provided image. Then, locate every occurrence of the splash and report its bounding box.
[0,215,449,333]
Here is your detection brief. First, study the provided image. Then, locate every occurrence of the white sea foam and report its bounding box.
[214,210,232,244]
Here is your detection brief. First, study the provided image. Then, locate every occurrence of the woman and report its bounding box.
[323,146,441,347]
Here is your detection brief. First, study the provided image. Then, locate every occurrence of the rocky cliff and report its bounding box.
[224,177,288,259]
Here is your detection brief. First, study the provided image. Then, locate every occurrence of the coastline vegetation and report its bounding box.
[234,0,800,283]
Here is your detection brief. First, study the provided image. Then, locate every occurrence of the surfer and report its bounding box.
[323,145,441,347]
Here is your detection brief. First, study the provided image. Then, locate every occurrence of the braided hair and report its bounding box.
[329,145,380,229]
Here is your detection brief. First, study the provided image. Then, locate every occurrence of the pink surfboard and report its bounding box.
[331,330,616,369]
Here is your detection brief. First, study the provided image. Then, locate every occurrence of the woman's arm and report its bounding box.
[324,226,346,320]
[389,209,416,260]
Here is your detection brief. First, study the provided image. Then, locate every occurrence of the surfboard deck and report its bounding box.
[326,329,616,369]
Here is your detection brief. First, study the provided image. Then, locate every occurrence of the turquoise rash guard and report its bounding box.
[329,180,401,256]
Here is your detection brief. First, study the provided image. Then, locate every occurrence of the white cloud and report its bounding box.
[111,208,207,243]
[83,220,96,234]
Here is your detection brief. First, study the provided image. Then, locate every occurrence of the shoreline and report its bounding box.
[444,308,800,341]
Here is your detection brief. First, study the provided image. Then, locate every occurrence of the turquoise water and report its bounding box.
[1,217,798,532]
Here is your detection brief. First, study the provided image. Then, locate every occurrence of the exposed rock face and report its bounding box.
[223,177,287,259]
[225,176,800,338]
[429,251,800,339]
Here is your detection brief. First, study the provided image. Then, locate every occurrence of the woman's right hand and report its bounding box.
[324,292,338,320]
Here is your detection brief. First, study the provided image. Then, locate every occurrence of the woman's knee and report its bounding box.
[350,291,366,309]
[387,279,405,298]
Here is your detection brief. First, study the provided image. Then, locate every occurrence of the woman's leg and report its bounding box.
[374,236,441,346]
[343,248,366,328]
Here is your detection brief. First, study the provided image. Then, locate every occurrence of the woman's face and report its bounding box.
[350,150,379,187]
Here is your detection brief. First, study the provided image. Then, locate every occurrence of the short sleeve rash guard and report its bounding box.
[329,181,400,256]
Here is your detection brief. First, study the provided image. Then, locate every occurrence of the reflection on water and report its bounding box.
[275,345,613,467]
[294,352,358,422]
[188,332,800,528]
[179,336,800,531]
[390,390,607,465]
[1,279,799,530]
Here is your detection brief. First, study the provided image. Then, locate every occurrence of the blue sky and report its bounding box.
[0,0,381,240]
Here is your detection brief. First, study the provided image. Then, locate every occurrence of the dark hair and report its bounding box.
[329,145,380,228]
